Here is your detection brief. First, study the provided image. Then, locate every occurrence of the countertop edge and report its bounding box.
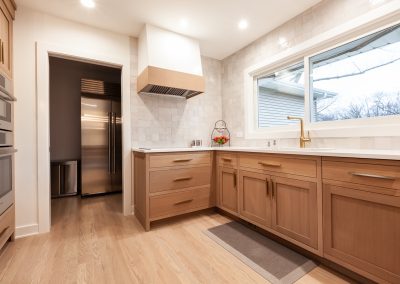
[132,147,400,160]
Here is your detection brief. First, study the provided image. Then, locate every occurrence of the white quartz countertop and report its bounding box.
[132,147,400,160]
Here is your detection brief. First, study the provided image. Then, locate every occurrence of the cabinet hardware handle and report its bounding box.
[174,199,193,205]
[258,162,281,167]
[265,179,269,196]
[0,226,10,238]
[1,41,4,64]
[173,159,192,162]
[222,158,232,161]
[0,39,4,64]
[350,172,396,180]
[233,171,237,188]
[272,181,275,198]
[173,176,193,182]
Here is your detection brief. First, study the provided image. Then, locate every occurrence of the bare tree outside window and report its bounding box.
[310,23,400,122]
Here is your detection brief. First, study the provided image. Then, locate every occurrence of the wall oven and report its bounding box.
[0,148,14,215]
[0,71,15,216]
[0,71,14,131]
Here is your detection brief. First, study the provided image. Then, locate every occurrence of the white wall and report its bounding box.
[13,7,131,237]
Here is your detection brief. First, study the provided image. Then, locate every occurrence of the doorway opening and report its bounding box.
[49,56,123,228]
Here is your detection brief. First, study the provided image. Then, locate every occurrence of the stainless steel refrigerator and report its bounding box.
[81,93,122,196]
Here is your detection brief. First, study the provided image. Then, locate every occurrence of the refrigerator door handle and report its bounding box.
[108,112,112,173]
[113,112,117,174]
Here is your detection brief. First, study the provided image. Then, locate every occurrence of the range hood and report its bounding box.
[137,25,205,99]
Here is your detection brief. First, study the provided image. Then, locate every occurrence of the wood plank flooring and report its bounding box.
[0,195,353,283]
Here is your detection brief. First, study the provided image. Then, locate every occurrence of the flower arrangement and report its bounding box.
[213,135,230,145]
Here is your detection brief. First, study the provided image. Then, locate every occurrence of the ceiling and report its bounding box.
[16,0,322,60]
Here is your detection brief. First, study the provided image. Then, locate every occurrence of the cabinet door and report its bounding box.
[271,176,318,248]
[323,183,400,283]
[239,170,271,227]
[218,167,238,214]
[0,1,11,77]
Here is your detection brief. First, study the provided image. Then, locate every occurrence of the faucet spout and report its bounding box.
[287,116,311,148]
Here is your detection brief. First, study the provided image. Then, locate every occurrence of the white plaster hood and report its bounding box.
[137,24,205,99]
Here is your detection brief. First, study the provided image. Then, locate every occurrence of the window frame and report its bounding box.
[244,5,400,139]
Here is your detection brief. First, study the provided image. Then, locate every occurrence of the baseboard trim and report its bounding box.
[15,224,39,239]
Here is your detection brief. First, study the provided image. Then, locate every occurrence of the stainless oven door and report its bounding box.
[0,148,15,215]
[0,97,12,131]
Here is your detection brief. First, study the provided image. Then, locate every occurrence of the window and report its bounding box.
[310,23,400,122]
[257,62,305,128]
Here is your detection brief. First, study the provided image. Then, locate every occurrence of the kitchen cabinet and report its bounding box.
[133,151,214,231]
[323,157,400,283]
[271,176,318,249]
[0,0,15,78]
[218,167,238,214]
[239,170,272,227]
[133,150,400,283]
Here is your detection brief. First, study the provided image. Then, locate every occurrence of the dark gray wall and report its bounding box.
[49,57,121,161]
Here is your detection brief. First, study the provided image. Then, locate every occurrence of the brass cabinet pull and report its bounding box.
[271,181,275,198]
[222,158,232,161]
[0,40,3,64]
[0,226,10,238]
[1,41,4,64]
[350,172,396,180]
[258,162,281,167]
[265,179,269,196]
[233,171,237,188]
[173,176,193,182]
[173,159,192,163]
[174,199,193,205]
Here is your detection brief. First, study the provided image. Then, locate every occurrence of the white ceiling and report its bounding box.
[16,0,321,60]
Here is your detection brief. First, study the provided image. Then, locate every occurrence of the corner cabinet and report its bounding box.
[0,0,16,78]
[218,167,238,214]
[217,152,239,215]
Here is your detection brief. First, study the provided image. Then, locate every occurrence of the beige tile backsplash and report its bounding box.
[130,0,400,151]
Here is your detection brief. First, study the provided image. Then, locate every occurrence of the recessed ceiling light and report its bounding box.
[180,18,188,29]
[238,19,248,30]
[80,0,95,8]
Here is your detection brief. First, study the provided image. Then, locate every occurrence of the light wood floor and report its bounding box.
[0,195,353,284]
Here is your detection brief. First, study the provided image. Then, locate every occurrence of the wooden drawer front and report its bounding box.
[217,153,237,168]
[149,152,210,168]
[150,187,212,220]
[323,160,400,193]
[150,166,211,193]
[240,154,317,178]
[0,205,14,249]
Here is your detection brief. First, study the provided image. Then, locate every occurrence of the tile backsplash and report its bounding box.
[130,37,222,148]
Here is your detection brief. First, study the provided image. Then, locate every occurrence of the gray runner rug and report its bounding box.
[205,221,317,284]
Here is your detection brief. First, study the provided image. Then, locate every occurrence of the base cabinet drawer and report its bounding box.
[149,152,210,168]
[240,154,317,178]
[149,187,213,220]
[323,183,400,283]
[0,205,14,249]
[149,166,211,193]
